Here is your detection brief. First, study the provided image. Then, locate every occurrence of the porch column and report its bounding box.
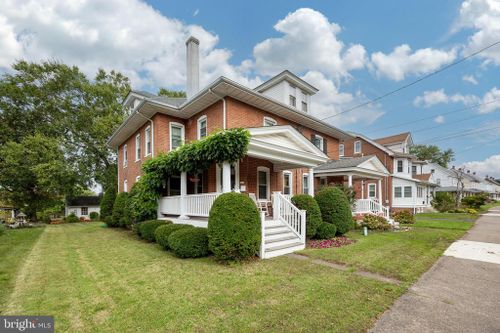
[179,171,189,220]
[348,174,353,188]
[222,161,231,193]
[308,168,315,196]
[378,178,383,204]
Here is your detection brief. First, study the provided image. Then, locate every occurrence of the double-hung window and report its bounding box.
[170,123,184,151]
[81,207,88,216]
[312,134,324,151]
[404,186,412,198]
[397,160,404,173]
[145,126,152,156]
[283,171,292,195]
[289,95,296,107]
[394,186,402,198]
[197,116,207,139]
[303,174,309,194]
[368,184,376,198]
[339,144,345,157]
[354,141,361,154]
[123,144,128,167]
[135,134,141,161]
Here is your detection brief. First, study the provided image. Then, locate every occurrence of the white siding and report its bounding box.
[65,205,100,218]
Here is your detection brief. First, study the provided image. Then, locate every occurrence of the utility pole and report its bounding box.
[450,166,468,208]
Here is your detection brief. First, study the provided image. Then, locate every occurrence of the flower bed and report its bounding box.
[308,237,355,249]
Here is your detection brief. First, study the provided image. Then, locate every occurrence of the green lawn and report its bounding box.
[415,212,475,221]
[0,227,44,309]
[412,219,473,230]
[1,223,404,333]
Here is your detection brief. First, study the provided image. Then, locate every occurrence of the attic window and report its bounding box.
[289,95,296,107]
[301,101,308,112]
[339,144,345,157]
[263,117,277,127]
[312,135,324,151]
[354,141,361,154]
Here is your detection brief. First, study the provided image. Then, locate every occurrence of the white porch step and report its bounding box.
[265,236,301,248]
[265,231,296,241]
[265,226,290,235]
[261,219,305,259]
[263,243,305,259]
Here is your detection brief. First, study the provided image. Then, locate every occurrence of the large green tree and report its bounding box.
[410,144,455,168]
[0,60,130,216]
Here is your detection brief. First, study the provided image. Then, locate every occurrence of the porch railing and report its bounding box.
[354,198,389,219]
[159,192,221,217]
[273,192,306,241]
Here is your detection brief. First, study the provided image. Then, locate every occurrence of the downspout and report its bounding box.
[208,88,227,129]
[136,109,155,157]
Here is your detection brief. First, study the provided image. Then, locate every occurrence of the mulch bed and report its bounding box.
[307,236,356,249]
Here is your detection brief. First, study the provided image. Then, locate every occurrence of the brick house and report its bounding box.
[107,37,365,258]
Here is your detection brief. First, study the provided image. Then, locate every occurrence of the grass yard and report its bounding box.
[0,227,44,309]
[1,223,404,333]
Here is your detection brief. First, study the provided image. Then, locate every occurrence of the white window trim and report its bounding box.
[368,183,376,198]
[123,144,128,167]
[135,175,141,182]
[404,186,412,198]
[124,180,128,193]
[257,166,271,200]
[302,173,309,194]
[169,122,185,151]
[354,140,362,154]
[144,126,151,157]
[339,144,345,157]
[263,116,277,127]
[197,115,207,140]
[135,134,141,162]
[394,186,402,198]
[397,160,404,173]
[283,170,293,195]
[314,134,324,151]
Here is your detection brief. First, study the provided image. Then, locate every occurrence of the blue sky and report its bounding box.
[0,0,499,175]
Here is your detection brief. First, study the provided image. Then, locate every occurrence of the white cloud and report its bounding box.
[370,44,457,81]
[0,0,257,89]
[435,115,445,124]
[302,71,384,127]
[479,87,500,113]
[462,74,478,85]
[253,8,367,80]
[413,89,480,107]
[463,154,500,178]
[454,0,500,65]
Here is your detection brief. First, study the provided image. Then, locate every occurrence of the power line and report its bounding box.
[411,113,489,134]
[420,124,500,144]
[320,40,500,121]
[366,98,500,134]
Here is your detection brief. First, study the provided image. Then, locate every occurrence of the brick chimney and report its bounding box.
[186,36,200,99]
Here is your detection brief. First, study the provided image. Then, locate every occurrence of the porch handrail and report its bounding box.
[354,198,389,219]
[185,192,221,217]
[273,192,306,241]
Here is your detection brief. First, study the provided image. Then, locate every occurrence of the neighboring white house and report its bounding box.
[65,196,101,219]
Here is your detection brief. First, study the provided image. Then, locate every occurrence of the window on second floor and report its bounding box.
[170,122,184,151]
[289,95,296,107]
[312,134,324,151]
[397,160,404,173]
[123,144,128,167]
[145,126,151,156]
[354,140,361,154]
[301,101,308,112]
[412,165,417,174]
[135,134,141,161]
[263,117,277,127]
[197,116,207,139]
[339,144,345,157]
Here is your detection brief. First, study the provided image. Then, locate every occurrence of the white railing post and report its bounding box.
[273,191,280,220]
[179,172,189,220]
[300,210,306,241]
[260,211,266,259]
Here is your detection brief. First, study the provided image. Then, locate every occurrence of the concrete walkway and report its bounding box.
[371,207,500,333]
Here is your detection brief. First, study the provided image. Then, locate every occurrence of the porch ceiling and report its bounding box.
[247,126,329,170]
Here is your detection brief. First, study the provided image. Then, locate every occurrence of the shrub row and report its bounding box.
[361,214,391,230]
[392,211,415,224]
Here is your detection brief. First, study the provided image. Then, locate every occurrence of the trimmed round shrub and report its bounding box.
[138,220,171,242]
[361,214,390,231]
[100,186,116,220]
[155,223,193,249]
[291,194,322,238]
[392,211,415,224]
[112,192,131,228]
[315,187,352,235]
[315,223,337,239]
[89,212,99,221]
[208,192,260,261]
[66,213,79,223]
[168,227,210,258]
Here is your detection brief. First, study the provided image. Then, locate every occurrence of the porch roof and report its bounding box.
[247,125,329,170]
[313,155,390,179]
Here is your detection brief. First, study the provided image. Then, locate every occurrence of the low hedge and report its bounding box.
[66,213,79,223]
[392,211,415,224]
[155,224,194,249]
[361,214,390,231]
[168,227,210,258]
[291,194,322,238]
[315,223,337,239]
[137,220,171,242]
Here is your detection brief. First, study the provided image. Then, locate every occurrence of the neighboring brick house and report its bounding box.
[332,132,436,212]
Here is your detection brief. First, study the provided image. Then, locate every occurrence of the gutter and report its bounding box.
[208,88,227,129]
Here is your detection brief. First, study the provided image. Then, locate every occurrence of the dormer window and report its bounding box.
[354,141,361,154]
[289,95,296,107]
[397,160,403,173]
[312,134,324,151]
[301,101,308,112]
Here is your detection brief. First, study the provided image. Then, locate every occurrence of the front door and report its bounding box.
[257,167,270,200]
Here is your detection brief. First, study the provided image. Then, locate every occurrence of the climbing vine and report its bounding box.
[129,128,251,221]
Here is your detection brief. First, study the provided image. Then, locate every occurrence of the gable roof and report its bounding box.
[66,196,101,207]
[315,155,373,170]
[374,132,411,146]
[413,173,432,181]
[349,132,395,156]
[254,70,319,95]
[314,155,390,177]
[108,76,353,148]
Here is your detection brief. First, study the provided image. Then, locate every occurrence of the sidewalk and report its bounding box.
[370,207,500,333]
